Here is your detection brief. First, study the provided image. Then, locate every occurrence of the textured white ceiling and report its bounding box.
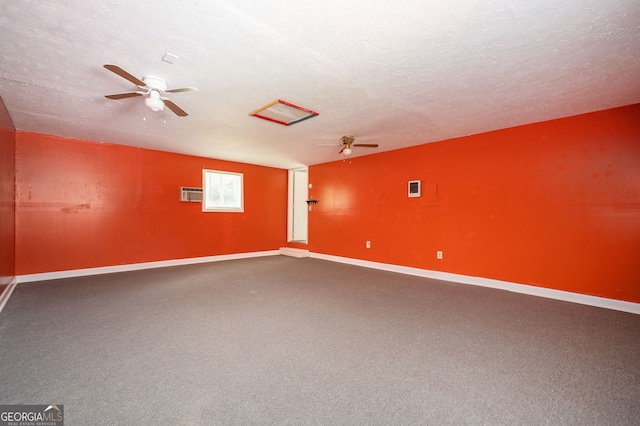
[1,0,639,169]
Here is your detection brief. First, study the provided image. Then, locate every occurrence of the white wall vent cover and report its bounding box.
[408,180,421,198]
[180,187,203,202]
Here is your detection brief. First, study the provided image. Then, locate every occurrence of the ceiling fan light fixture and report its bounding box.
[342,147,352,156]
[145,90,165,112]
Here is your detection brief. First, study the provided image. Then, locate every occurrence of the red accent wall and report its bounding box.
[15,132,288,275]
[306,104,640,303]
[0,97,16,287]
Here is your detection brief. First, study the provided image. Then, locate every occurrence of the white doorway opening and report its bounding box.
[288,167,308,243]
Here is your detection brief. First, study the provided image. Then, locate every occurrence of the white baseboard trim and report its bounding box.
[310,252,640,315]
[0,277,18,314]
[279,247,310,258]
[11,250,639,315]
[17,250,281,284]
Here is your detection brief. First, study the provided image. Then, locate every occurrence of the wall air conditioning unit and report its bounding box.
[180,187,203,202]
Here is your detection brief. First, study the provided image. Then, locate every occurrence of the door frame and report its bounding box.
[287,167,309,243]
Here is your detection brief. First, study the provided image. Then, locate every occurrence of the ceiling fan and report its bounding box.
[103,64,198,117]
[338,135,379,156]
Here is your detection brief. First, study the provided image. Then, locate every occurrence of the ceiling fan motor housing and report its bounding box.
[142,76,168,92]
[341,135,355,146]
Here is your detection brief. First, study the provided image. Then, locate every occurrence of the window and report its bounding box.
[203,169,244,212]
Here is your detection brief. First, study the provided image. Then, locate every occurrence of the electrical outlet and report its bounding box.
[437,251,443,259]
[366,241,371,249]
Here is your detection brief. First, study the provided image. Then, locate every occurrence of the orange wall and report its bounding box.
[0,97,16,286]
[15,132,288,275]
[307,104,640,303]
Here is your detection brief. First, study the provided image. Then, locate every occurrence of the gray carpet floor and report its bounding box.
[1,256,639,425]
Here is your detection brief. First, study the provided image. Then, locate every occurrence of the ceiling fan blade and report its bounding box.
[165,87,199,93]
[104,64,146,87]
[105,92,143,100]
[163,99,188,117]
[338,147,345,154]
[353,144,379,148]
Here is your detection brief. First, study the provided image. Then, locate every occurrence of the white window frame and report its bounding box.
[202,169,244,212]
